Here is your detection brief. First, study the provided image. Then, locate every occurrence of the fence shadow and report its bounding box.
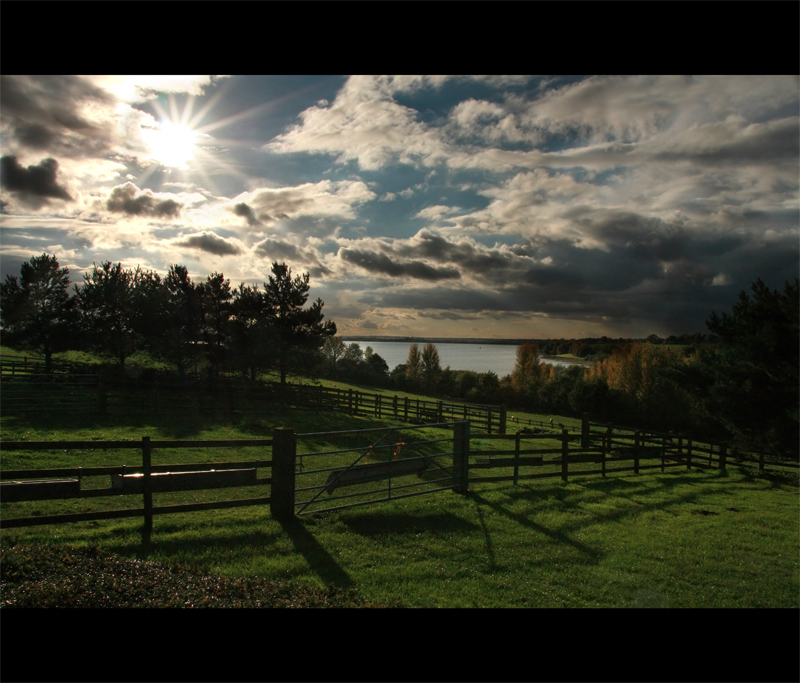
[466,490,603,562]
[341,510,479,537]
[278,518,356,589]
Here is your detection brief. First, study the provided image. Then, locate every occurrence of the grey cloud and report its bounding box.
[340,248,461,281]
[0,156,72,207]
[233,202,263,227]
[254,238,300,261]
[106,183,182,218]
[173,231,243,256]
[1,76,115,157]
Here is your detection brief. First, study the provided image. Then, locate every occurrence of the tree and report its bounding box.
[0,253,78,372]
[74,261,138,369]
[321,336,347,376]
[163,265,201,376]
[420,342,442,391]
[405,344,422,387]
[511,343,545,398]
[699,278,799,457]
[262,262,336,384]
[198,272,232,377]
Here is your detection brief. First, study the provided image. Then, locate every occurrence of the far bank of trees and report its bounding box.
[2,254,796,458]
[317,278,798,458]
[1,253,335,384]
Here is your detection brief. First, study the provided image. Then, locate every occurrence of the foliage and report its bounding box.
[262,263,336,384]
[699,278,799,457]
[405,343,422,387]
[74,261,139,369]
[420,342,442,391]
[0,254,77,371]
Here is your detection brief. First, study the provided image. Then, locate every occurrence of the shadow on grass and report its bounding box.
[277,518,356,589]
[466,490,603,563]
[497,470,747,537]
[340,510,479,537]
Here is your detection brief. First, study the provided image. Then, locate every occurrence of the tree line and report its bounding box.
[2,254,796,458]
[319,280,798,459]
[0,253,335,383]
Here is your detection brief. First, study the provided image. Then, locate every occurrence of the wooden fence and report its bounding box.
[0,435,283,540]
[276,383,506,434]
[1,419,793,540]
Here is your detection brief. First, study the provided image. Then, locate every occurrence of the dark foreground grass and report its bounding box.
[2,467,797,608]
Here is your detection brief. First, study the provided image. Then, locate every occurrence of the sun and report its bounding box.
[145,119,198,169]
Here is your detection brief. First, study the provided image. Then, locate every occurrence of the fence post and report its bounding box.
[141,436,153,541]
[719,444,727,471]
[271,428,296,521]
[452,421,470,494]
[561,428,569,483]
[499,405,507,435]
[513,431,521,486]
[393,395,398,417]
[404,397,409,422]
[634,431,640,474]
[581,413,589,449]
[687,438,692,470]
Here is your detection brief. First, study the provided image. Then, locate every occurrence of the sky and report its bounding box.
[1,74,798,340]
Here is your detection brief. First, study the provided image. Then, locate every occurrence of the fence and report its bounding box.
[276,383,506,434]
[0,436,279,541]
[1,373,102,413]
[1,419,793,540]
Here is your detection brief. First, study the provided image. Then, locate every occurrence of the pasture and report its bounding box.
[1,347,798,610]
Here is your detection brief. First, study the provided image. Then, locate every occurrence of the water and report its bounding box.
[344,340,585,377]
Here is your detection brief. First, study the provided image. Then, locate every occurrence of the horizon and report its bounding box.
[2,75,798,340]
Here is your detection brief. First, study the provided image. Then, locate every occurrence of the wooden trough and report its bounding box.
[324,457,429,495]
[1,478,81,502]
[112,468,257,494]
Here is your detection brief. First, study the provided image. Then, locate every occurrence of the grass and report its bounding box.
[2,347,798,609]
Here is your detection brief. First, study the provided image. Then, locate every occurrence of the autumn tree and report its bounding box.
[421,342,442,391]
[0,253,78,372]
[405,343,422,387]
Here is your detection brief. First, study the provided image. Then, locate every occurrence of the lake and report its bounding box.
[345,340,587,377]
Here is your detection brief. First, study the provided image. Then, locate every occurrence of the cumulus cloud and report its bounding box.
[339,247,461,281]
[106,182,182,218]
[0,156,72,208]
[266,76,452,170]
[172,231,243,256]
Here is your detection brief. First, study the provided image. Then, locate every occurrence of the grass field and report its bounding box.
[2,347,798,609]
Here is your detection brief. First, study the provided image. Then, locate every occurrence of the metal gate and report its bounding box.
[294,421,468,515]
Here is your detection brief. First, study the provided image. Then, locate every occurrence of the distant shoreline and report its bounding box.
[340,336,552,346]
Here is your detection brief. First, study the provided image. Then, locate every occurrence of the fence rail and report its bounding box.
[1,436,276,538]
[277,384,506,433]
[1,418,792,540]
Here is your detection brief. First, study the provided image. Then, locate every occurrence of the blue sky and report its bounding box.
[1,75,798,339]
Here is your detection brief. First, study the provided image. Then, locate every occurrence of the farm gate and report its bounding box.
[292,421,469,515]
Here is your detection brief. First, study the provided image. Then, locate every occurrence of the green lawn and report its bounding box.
[2,347,798,608]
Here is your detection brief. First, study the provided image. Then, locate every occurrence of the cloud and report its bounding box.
[0,156,72,208]
[266,76,451,170]
[0,75,118,159]
[172,231,243,256]
[106,182,182,218]
[339,247,461,281]
[233,202,261,227]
